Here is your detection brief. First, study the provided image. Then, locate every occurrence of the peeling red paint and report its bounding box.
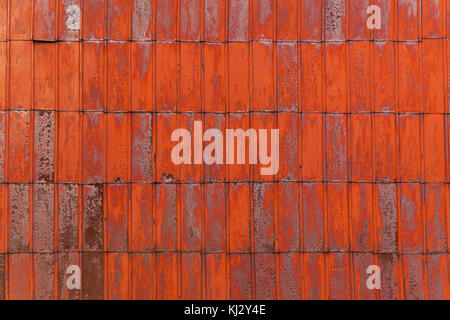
[0,0,448,301]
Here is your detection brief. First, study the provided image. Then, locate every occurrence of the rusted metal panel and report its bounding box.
[0,0,447,301]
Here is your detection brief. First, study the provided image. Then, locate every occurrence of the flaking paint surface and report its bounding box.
[0,0,448,300]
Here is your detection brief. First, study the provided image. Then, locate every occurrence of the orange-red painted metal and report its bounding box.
[0,0,448,300]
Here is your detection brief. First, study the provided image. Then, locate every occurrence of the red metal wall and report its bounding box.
[0,0,449,300]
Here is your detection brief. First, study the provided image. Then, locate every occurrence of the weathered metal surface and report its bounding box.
[0,0,448,300]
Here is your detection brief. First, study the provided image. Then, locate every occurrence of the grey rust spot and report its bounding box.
[132,114,153,181]
[405,256,425,299]
[279,253,299,299]
[229,0,249,40]
[133,0,152,39]
[328,116,347,179]
[253,183,275,252]
[325,0,345,36]
[378,184,398,252]
[34,111,55,182]
[34,253,55,300]
[83,185,104,251]
[401,193,417,224]
[378,254,399,300]
[255,254,276,299]
[58,184,79,251]
[8,184,30,252]
[183,185,201,245]
[33,184,54,252]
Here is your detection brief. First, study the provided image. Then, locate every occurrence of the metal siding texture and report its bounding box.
[0,0,447,300]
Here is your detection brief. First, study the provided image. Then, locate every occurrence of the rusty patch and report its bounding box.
[230,254,252,299]
[255,253,277,300]
[82,185,104,251]
[377,184,398,253]
[378,254,401,300]
[82,251,104,300]
[325,0,345,38]
[58,184,79,251]
[33,184,54,251]
[253,183,275,252]
[0,112,5,182]
[132,113,153,182]
[34,111,55,182]
[279,253,301,300]
[133,0,152,39]
[34,253,55,299]
[0,0,448,301]
[8,184,30,252]
[156,184,177,251]
[0,254,4,300]
[205,183,226,252]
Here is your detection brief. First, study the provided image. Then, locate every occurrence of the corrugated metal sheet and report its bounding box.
[0,0,448,300]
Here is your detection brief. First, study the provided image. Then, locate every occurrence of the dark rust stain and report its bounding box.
[82,185,104,251]
[82,252,104,300]
[58,184,79,251]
